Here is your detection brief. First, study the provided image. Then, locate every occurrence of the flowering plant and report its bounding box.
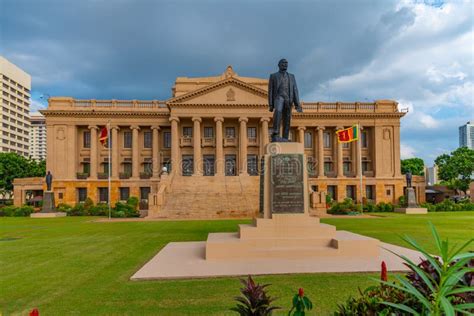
[288,288,313,316]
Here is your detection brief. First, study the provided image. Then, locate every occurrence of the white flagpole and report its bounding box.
[358,123,363,210]
[108,120,111,219]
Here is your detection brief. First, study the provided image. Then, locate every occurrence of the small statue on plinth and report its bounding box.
[395,169,427,214]
[268,59,302,142]
[405,171,412,188]
[46,171,53,191]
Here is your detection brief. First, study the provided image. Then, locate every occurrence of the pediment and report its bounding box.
[167,77,268,105]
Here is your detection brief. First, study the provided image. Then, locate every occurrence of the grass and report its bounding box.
[1,212,473,315]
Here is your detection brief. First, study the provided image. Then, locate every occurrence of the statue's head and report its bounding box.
[47,171,51,175]
[278,59,288,72]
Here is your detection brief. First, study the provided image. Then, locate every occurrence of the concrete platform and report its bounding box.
[131,232,423,280]
[30,212,67,218]
[395,207,428,214]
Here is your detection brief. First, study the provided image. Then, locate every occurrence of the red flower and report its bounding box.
[381,261,388,282]
[298,288,304,297]
[29,309,39,316]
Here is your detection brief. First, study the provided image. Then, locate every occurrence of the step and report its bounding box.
[239,223,336,239]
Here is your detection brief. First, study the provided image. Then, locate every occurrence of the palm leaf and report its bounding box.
[381,301,420,315]
[440,296,455,316]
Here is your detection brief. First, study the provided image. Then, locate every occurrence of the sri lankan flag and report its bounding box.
[99,127,108,147]
[336,125,358,143]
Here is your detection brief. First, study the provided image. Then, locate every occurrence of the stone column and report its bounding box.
[214,117,224,176]
[355,125,363,178]
[131,125,140,179]
[260,117,270,155]
[239,117,248,175]
[151,126,160,178]
[170,117,180,175]
[393,124,401,177]
[192,117,202,176]
[88,125,98,179]
[111,126,120,179]
[336,126,344,178]
[317,127,325,178]
[298,126,306,145]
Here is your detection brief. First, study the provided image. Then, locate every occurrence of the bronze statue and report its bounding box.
[268,59,302,142]
[45,171,52,191]
[405,171,412,188]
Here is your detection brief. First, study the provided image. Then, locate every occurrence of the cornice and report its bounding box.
[41,110,170,117]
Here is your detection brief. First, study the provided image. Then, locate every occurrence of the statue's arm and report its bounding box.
[293,75,302,111]
[268,74,273,109]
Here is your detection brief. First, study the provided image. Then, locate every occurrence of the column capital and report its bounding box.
[336,126,344,130]
[130,125,140,130]
[192,117,202,123]
[169,116,180,123]
[151,125,161,131]
[317,126,325,131]
[260,117,271,123]
[239,117,248,123]
[88,125,99,130]
[110,125,120,131]
[297,126,306,131]
[214,116,224,123]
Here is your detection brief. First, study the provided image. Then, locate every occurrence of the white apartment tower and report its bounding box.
[459,121,474,150]
[0,56,31,157]
[29,112,46,161]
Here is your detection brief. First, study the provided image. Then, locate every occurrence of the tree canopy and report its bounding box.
[401,158,425,176]
[434,146,474,194]
[0,153,46,191]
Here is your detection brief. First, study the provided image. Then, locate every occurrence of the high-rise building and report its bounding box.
[425,165,438,186]
[459,121,474,150]
[0,56,31,157]
[29,112,46,161]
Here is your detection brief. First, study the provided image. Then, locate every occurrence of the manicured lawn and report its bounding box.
[1,212,472,315]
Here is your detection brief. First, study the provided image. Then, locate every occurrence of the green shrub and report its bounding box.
[375,202,394,212]
[68,204,86,216]
[398,195,406,207]
[363,201,377,212]
[83,197,94,212]
[0,205,17,217]
[114,201,139,217]
[328,198,360,215]
[56,203,72,212]
[126,196,139,210]
[90,203,109,216]
[14,205,34,217]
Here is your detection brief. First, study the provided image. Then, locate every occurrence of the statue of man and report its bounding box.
[45,171,53,191]
[268,59,302,142]
[405,171,412,188]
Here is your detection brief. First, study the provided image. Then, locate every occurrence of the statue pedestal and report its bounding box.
[30,191,66,218]
[395,187,427,214]
[205,143,380,260]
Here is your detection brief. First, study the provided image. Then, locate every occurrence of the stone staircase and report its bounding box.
[157,175,260,218]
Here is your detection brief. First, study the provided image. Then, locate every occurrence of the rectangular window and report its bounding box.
[365,185,375,201]
[203,155,215,176]
[343,161,351,174]
[162,157,172,173]
[362,161,371,172]
[225,155,237,176]
[307,156,317,177]
[323,132,331,148]
[140,187,151,200]
[123,162,132,175]
[124,131,132,148]
[362,131,368,148]
[119,187,130,201]
[304,132,313,148]
[342,142,349,149]
[77,188,87,203]
[225,127,236,138]
[327,185,337,201]
[204,127,214,138]
[163,132,171,148]
[183,127,192,137]
[98,187,108,203]
[247,155,258,176]
[324,161,333,172]
[144,131,152,148]
[346,185,356,200]
[83,131,91,148]
[103,162,110,174]
[247,127,257,138]
[182,155,193,176]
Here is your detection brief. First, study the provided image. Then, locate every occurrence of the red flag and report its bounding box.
[336,125,358,143]
[99,127,108,146]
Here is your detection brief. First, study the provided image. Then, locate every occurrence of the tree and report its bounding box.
[0,153,46,191]
[401,158,425,175]
[435,146,474,194]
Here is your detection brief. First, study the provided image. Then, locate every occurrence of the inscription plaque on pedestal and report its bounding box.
[270,154,304,213]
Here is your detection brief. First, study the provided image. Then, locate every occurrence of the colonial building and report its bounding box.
[19,66,418,217]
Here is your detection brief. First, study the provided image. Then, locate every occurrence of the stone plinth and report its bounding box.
[41,191,56,213]
[395,207,427,214]
[31,212,67,218]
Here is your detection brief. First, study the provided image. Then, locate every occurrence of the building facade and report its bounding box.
[33,66,415,218]
[29,112,47,161]
[0,56,31,157]
[459,121,474,150]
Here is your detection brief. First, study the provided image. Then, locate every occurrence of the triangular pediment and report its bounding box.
[167,77,268,105]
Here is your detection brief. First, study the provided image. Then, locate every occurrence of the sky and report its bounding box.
[1,0,472,165]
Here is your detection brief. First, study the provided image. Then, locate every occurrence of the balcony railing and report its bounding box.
[98,172,109,179]
[363,171,374,177]
[119,172,131,179]
[140,172,152,179]
[202,137,215,147]
[76,172,89,179]
[224,136,237,147]
[248,137,258,146]
[324,171,336,178]
[180,136,193,147]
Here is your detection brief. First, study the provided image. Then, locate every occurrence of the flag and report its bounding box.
[336,125,358,143]
[99,127,108,146]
